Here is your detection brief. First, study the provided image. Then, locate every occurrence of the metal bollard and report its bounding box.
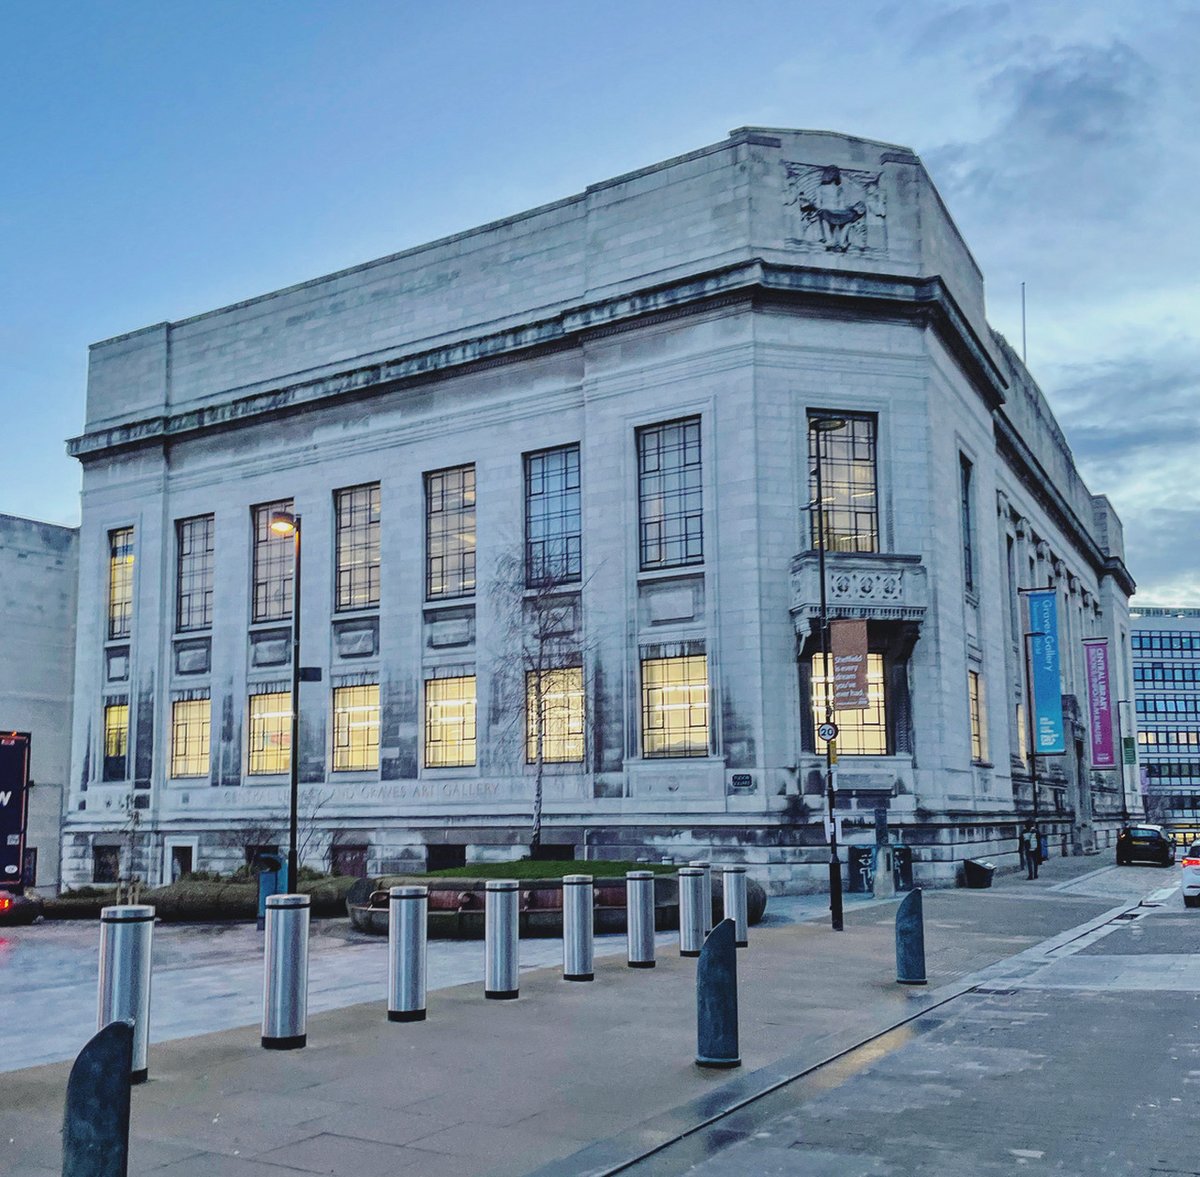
[626,870,656,968]
[388,885,428,1021]
[62,1021,133,1177]
[98,904,155,1083]
[562,874,594,981]
[678,867,705,957]
[722,866,749,948]
[895,887,927,985]
[689,860,712,936]
[262,893,310,1049]
[696,918,740,1068]
[485,879,520,999]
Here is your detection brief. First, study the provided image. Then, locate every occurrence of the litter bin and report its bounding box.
[255,854,284,931]
[962,859,995,888]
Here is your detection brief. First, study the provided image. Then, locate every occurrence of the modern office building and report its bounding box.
[63,128,1136,892]
[1132,607,1200,823]
[0,514,78,892]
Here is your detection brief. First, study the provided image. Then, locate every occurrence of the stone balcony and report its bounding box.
[789,551,928,625]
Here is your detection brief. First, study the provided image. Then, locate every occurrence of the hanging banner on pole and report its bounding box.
[830,620,870,711]
[1082,638,1115,768]
[1027,591,1065,755]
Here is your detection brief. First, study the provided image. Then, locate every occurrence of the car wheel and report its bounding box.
[1186,896,1200,909]
[1116,857,1127,866]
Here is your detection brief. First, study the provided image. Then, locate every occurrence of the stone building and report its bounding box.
[63,128,1135,892]
[0,514,78,892]
[1131,607,1200,824]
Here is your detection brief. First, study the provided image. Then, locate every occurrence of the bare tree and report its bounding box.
[491,548,593,856]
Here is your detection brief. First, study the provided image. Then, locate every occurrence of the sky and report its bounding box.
[1,0,1197,603]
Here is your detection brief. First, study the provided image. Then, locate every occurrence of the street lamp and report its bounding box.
[1022,630,1045,832]
[810,415,846,932]
[269,509,302,894]
[1116,699,1131,824]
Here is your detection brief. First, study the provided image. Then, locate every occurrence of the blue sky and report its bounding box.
[2,1,1197,601]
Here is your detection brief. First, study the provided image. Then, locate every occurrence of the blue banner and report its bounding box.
[1027,591,1065,755]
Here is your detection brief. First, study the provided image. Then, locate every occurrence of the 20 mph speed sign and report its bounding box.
[817,722,838,742]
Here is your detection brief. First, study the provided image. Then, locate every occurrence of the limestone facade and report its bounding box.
[63,129,1136,892]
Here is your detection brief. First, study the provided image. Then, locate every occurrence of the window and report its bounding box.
[969,670,987,763]
[170,699,211,778]
[809,413,878,553]
[176,515,215,631]
[527,667,585,763]
[335,485,381,611]
[332,684,380,772]
[811,653,887,754]
[641,655,709,758]
[1016,702,1028,764]
[637,418,703,569]
[102,702,129,781]
[107,527,134,639]
[426,467,476,599]
[252,500,295,622]
[92,846,120,884]
[960,455,975,593]
[525,446,581,586]
[248,691,291,775]
[425,676,476,767]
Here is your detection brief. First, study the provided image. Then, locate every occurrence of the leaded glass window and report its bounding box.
[637,419,703,569]
[248,691,291,775]
[424,676,476,767]
[176,515,214,631]
[525,446,581,586]
[332,684,380,772]
[641,655,709,758]
[252,500,294,622]
[526,667,584,763]
[335,485,381,611]
[170,699,211,777]
[426,467,476,599]
[808,413,879,553]
[107,527,134,639]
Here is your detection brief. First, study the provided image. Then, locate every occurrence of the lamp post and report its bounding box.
[810,415,846,932]
[1022,630,1045,831]
[269,510,302,894]
[1116,699,1131,824]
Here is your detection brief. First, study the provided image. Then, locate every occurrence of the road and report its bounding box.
[624,863,1200,1176]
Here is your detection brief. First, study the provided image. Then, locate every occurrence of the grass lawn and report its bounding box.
[417,859,678,880]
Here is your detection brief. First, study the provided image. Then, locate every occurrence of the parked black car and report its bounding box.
[0,889,44,926]
[1116,824,1176,867]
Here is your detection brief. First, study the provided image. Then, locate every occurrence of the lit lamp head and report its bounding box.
[269,510,298,538]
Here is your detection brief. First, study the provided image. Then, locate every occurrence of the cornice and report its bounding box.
[69,259,1008,462]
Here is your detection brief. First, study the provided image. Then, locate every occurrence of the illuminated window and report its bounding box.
[335,485,381,611]
[170,699,211,777]
[251,500,294,622]
[808,412,878,553]
[333,684,380,772]
[638,419,703,569]
[1017,702,1028,764]
[107,527,134,639]
[424,677,476,767]
[248,692,291,775]
[525,446,581,586]
[969,670,987,763]
[426,466,476,599]
[102,702,129,781]
[176,515,215,631]
[526,667,584,763]
[811,653,887,755]
[642,655,709,758]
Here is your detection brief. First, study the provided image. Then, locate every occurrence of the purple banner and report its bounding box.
[1083,639,1115,769]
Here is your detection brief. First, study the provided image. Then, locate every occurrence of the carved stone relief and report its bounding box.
[783,162,886,253]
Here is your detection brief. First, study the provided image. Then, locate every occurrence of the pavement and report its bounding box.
[0,855,1180,1176]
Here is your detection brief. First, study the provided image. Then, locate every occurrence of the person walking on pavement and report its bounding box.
[1023,822,1040,880]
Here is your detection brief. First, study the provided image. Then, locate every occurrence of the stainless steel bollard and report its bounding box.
[485,880,520,999]
[262,893,310,1049]
[388,885,428,1021]
[626,870,656,968]
[98,904,155,1083]
[562,874,594,981]
[722,866,749,948]
[689,860,712,936]
[678,867,705,957]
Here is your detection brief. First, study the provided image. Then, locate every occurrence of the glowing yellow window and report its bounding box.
[248,692,291,775]
[102,702,129,782]
[642,655,709,758]
[811,653,887,755]
[171,699,211,778]
[527,668,584,763]
[108,528,134,639]
[333,685,380,772]
[425,677,476,767]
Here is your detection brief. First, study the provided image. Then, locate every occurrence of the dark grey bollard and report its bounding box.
[62,1020,133,1177]
[895,887,927,985]
[695,918,740,1069]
